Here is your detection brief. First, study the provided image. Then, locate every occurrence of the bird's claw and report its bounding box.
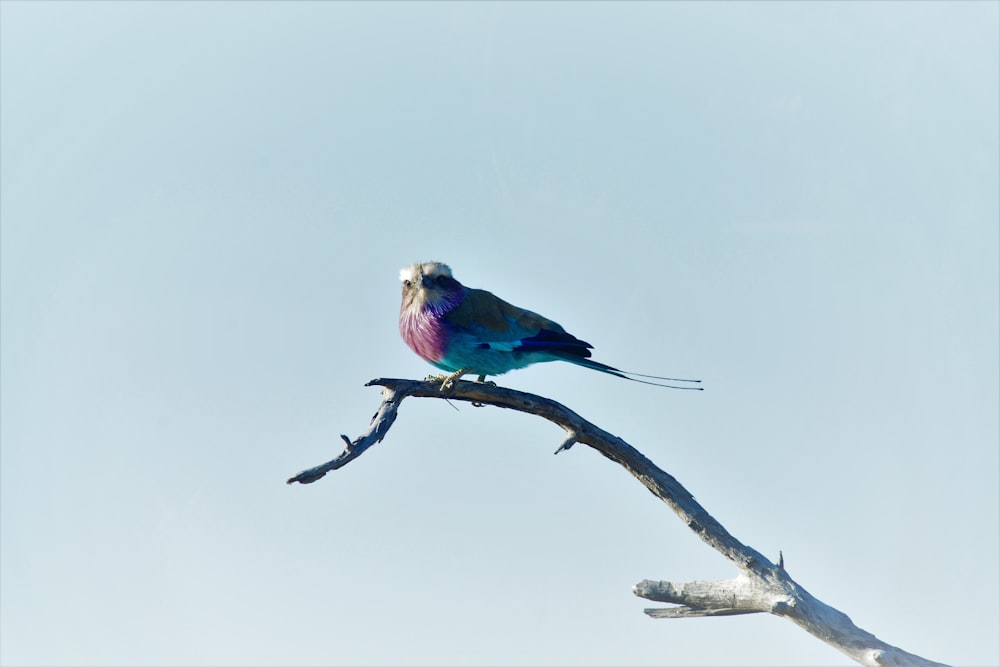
[470,376,495,405]
[436,369,469,393]
[425,371,495,393]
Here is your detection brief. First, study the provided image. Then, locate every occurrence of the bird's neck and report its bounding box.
[421,287,465,318]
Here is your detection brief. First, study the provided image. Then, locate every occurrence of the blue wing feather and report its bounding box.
[513,328,593,359]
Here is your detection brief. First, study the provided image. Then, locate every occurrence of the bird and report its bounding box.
[398,261,701,390]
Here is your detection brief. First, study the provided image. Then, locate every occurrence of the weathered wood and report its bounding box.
[288,378,950,667]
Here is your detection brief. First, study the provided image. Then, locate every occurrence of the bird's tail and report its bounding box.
[555,355,703,390]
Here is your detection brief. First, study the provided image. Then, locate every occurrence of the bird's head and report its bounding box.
[399,261,464,314]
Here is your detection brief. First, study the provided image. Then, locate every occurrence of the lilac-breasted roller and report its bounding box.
[398,261,701,389]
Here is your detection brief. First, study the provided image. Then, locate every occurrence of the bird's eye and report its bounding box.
[403,280,412,288]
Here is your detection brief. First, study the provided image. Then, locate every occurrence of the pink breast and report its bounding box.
[399,309,447,362]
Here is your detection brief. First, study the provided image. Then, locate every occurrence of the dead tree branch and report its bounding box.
[287,378,949,667]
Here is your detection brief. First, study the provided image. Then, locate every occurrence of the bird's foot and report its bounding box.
[436,368,469,392]
[426,371,494,393]
[470,376,496,405]
[475,375,497,387]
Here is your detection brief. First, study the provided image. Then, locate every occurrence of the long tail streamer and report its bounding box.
[560,356,704,390]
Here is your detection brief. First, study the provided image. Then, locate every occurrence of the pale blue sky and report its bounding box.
[2,2,997,666]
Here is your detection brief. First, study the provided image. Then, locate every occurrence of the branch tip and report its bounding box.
[644,606,761,619]
[554,431,579,455]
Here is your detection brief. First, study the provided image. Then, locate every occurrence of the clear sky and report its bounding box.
[2,2,997,666]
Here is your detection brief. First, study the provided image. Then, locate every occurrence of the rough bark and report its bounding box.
[288,378,949,667]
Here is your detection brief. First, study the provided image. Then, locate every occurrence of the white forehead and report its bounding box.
[399,262,452,282]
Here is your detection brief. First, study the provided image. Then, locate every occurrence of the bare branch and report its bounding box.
[285,384,408,484]
[644,606,758,619]
[287,378,950,667]
[633,576,782,614]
